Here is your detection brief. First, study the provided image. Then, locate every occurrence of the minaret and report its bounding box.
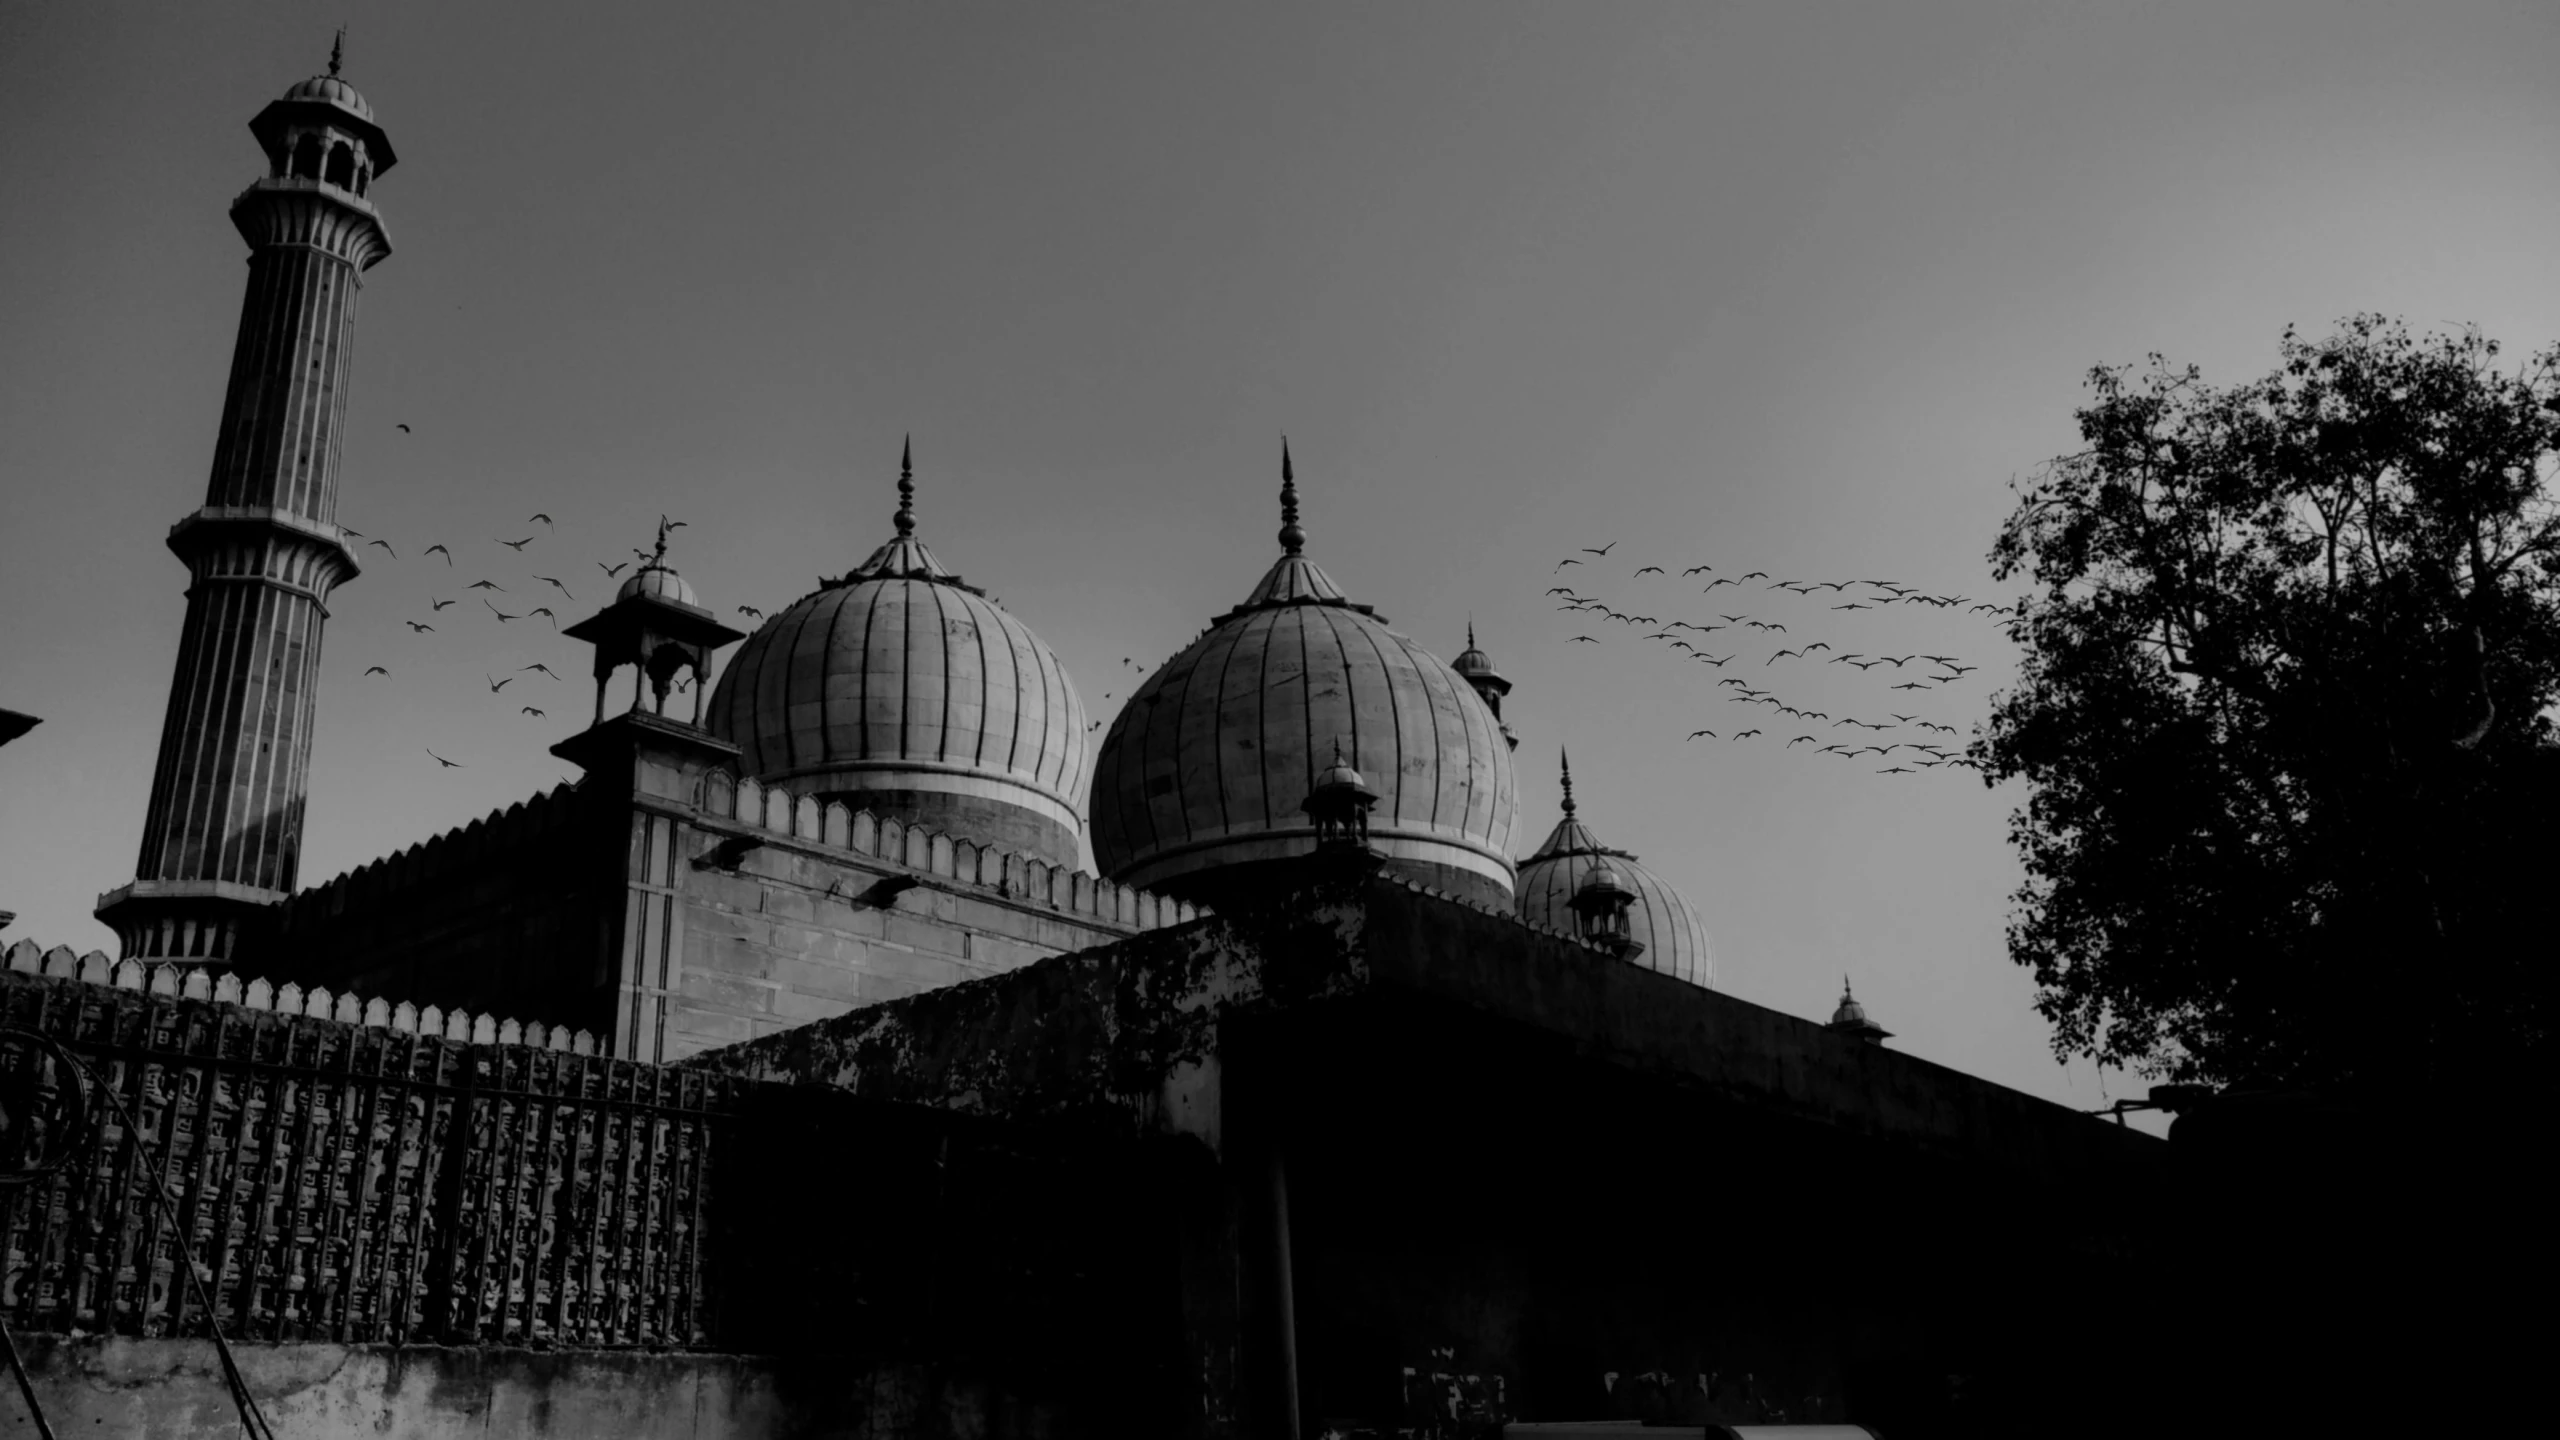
[96,43,396,962]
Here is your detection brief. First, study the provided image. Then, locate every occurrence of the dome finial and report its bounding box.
[1278,437,1305,556]
[894,435,916,537]
[1467,617,1477,649]
[1558,746,1576,817]
[329,26,346,78]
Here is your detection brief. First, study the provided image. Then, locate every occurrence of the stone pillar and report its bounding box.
[552,710,741,1061]
[96,74,395,962]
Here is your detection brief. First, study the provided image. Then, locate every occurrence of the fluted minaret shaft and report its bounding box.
[99,73,394,962]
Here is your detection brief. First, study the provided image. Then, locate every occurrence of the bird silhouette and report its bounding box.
[363,665,388,676]
[1570,635,1601,644]
[1696,654,1731,666]
[365,539,397,558]
[429,597,456,611]
[486,675,513,693]
[1768,649,1802,663]
[1634,566,1665,577]
[1687,729,1718,740]
[485,600,519,622]
[1787,735,1817,746]
[404,621,433,633]
[467,579,504,592]
[1703,578,1738,591]
[534,576,573,599]
[396,424,411,433]
[1740,571,1768,580]
[1681,565,1713,576]
[1803,642,1832,653]
[521,706,546,718]
[1733,729,1763,739]
[423,544,452,565]
[1880,766,1915,774]
[1891,713,1918,723]
[1582,542,1618,556]
[498,537,534,551]
[527,607,556,626]
[738,604,764,620]
[1832,602,1872,611]
[599,560,629,578]
[1893,681,1929,691]
[520,663,560,678]
[530,513,553,527]
[1554,558,1584,571]
[426,749,462,768]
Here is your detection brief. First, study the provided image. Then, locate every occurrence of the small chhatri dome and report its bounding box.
[280,33,375,119]
[704,443,1091,868]
[1827,976,1893,1044]
[1514,750,1715,986]
[619,563,699,608]
[1090,444,1521,906]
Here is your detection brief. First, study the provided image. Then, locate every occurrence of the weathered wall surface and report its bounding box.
[1,1338,1074,1439]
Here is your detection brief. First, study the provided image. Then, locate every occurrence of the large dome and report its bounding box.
[1089,452,1519,906]
[1514,752,1714,987]
[705,451,1090,868]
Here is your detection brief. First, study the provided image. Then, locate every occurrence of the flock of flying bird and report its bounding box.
[348,504,772,771]
[1548,541,2015,775]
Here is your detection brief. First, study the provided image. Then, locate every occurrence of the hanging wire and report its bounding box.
[0,1026,274,1440]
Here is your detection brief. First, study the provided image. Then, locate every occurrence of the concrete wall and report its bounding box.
[2,1338,1073,1439]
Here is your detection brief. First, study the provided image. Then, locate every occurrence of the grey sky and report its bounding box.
[6,1,2556,1127]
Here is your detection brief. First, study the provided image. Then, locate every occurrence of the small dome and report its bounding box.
[619,565,700,608]
[281,73,375,122]
[704,447,1090,869]
[1451,626,1504,686]
[1577,862,1631,900]
[1831,988,1870,1028]
[1090,448,1519,906]
[1514,751,1714,986]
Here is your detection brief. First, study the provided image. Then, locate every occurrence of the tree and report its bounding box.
[1981,316,2560,1092]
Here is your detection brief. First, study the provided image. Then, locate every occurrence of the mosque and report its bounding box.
[5,55,2162,1439]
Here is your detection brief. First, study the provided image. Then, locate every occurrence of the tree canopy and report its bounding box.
[1981,316,2560,1092]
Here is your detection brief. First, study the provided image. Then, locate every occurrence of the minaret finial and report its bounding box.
[329,27,346,78]
[1467,617,1477,650]
[894,434,916,537]
[1278,437,1304,556]
[1559,747,1577,817]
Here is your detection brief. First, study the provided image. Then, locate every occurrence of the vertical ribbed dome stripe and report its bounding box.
[1198,625,1245,841]
[814,577,857,766]
[1320,607,1386,820]
[1231,616,1273,828]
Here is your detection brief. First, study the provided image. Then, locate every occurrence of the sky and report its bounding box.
[5,1,2558,1129]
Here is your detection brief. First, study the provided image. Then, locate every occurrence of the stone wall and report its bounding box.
[1,1338,1076,1439]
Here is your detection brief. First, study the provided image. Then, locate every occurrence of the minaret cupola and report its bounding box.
[1450,623,1518,751]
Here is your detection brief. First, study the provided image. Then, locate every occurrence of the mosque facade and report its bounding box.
[2,56,2165,1439]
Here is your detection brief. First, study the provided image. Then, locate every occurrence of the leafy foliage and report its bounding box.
[1981,317,2560,1089]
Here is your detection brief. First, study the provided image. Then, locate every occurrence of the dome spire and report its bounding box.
[894,434,916,536]
[329,27,346,78]
[1279,437,1305,556]
[1559,747,1577,817]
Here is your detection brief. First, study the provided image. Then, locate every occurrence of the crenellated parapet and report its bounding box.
[697,765,1209,933]
[280,784,582,929]
[3,937,597,1052]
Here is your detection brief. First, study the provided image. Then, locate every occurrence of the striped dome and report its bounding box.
[1089,453,1518,904]
[618,564,698,607]
[704,454,1089,867]
[1514,754,1714,987]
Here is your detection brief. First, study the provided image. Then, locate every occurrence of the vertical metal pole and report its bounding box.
[1268,1144,1302,1439]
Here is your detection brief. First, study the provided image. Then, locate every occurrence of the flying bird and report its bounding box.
[1570,635,1601,644]
[404,621,433,633]
[521,663,560,678]
[467,579,505,592]
[1545,587,1579,596]
[396,424,411,433]
[485,601,518,621]
[1768,649,1801,663]
[529,513,554,527]
[1634,566,1665,577]
[1703,577,1738,591]
[1582,542,1618,556]
[498,537,534,551]
[1687,729,1718,740]
[534,575,573,598]
[486,675,513,693]
[365,539,397,558]
[599,560,629,578]
[527,607,556,626]
[1732,729,1763,739]
[1893,681,1930,691]
[429,597,456,611]
[1880,766,1916,775]
[1681,565,1713,576]
[363,665,388,676]
[426,749,462,768]
[1832,602,1873,611]
[423,544,452,565]
[1740,571,1768,581]
[521,706,546,718]
[1554,558,1584,571]
[738,604,764,619]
